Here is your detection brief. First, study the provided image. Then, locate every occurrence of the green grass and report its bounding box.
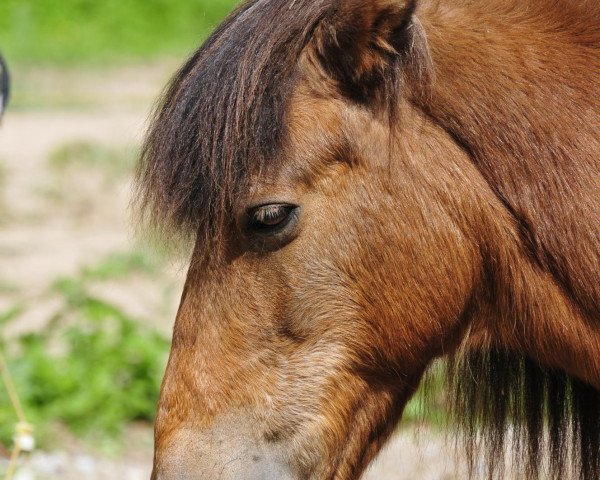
[0,305,23,327]
[0,0,239,66]
[0,280,19,295]
[82,248,164,282]
[403,362,448,428]
[0,246,172,449]
[48,141,138,177]
[0,279,169,448]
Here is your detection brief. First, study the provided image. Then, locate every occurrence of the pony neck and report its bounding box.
[411,0,600,389]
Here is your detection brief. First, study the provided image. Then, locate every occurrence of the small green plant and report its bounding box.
[0,306,23,327]
[81,248,165,282]
[0,278,169,447]
[403,362,448,428]
[48,141,138,177]
[0,280,19,295]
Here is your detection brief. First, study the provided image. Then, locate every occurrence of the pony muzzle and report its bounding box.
[152,418,296,480]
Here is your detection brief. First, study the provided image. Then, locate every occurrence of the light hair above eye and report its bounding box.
[250,204,296,229]
[255,205,289,225]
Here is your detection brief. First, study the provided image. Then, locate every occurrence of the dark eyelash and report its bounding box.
[253,205,288,224]
[247,205,297,233]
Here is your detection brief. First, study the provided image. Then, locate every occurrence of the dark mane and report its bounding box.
[448,350,600,480]
[136,0,336,246]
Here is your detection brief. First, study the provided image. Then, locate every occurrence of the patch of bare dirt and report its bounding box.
[0,66,186,337]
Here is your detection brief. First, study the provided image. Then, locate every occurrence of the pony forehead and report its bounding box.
[137,0,336,243]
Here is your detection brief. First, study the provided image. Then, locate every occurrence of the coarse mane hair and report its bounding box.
[448,350,600,480]
[138,2,313,248]
[136,1,327,245]
[137,0,600,478]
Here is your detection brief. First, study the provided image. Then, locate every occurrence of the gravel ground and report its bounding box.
[7,451,151,480]
[364,430,469,480]
[3,429,471,480]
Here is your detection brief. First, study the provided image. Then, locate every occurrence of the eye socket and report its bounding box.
[246,204,297,233]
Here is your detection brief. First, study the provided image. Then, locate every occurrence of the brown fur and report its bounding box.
[138,1,600,479]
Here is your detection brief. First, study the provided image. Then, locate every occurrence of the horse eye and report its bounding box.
[247,204,297,232]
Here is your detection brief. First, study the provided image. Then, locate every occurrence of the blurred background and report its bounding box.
[0,1,464,479]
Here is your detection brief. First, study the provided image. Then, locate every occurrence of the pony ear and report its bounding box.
[312,0,418,104]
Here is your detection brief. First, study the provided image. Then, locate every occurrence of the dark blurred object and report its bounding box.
[0,52,9,116]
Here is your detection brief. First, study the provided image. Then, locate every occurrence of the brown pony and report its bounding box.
[136,0,600,478]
